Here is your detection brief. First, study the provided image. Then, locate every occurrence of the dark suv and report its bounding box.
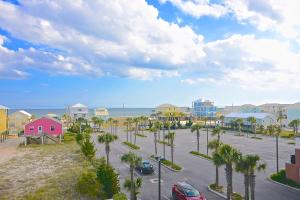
[172,182,206,200]
[135,160,154,174]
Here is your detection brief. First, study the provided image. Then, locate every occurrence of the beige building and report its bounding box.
[95,108,109,118]
[155,104,189,121]
[9,110,32,134]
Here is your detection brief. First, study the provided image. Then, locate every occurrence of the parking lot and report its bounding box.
[93,128,300,200]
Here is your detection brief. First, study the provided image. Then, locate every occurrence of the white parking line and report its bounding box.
[163,195,171,200]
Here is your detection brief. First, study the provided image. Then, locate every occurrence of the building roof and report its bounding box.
[225,112,273,119]
[71,103,87,108]
[28,116,62,125]
[19,110,32,117]
[0,105,8,109]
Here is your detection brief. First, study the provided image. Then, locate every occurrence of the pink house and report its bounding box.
[24,117,63,136]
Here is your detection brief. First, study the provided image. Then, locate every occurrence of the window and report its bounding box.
[29,126,34,131]
[51,126,55,131]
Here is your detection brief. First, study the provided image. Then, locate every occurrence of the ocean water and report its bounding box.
[8,108,154,118]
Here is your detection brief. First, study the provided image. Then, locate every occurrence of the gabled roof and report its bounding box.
[27,116,62,125]
[19,110,32,117]
[71,103,87,108]
[225,112,273,119]
[0,105,8,109]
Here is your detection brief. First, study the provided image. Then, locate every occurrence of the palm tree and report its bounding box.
[165,131,175,164]
[191,123,203,153]
[211,126,223,142]
[98,133,118,165]
[218,144,241,200]
[113,119,118,135]
[150,126,158,156]
[121,152,142,200]
[247,117,257,138]
[107,118,114,134]
[219,115,225,127]
[211,150,223,187]
[124,177,142,200]
[124,118,131,142]
[235,118,244,136]
[289,119,300,137]
[236,154,266,200]
[133,118,139,145]
[267,124,281,173]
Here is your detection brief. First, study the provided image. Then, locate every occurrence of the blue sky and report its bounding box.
[0,0,300,108]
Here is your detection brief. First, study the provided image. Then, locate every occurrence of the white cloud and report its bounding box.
[126,67,179,80]
[0,0,206,80]
[182,34,300,90]
[159,0,228,18]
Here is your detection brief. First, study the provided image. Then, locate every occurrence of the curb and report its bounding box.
[149,157,183,172]
[189,152,212,162]
[267,177,300,192]
[207,185,226,199]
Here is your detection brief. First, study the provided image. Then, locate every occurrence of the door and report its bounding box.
[38,126,43,134]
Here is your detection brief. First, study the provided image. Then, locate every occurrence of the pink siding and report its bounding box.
[24,117,63,136]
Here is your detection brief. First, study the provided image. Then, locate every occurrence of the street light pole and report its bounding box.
[158,158,161,200]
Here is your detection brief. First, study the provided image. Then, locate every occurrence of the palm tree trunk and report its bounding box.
[215,166,219,186]
[276,135,279,173]
[105,144,110,165]
[250,173,256,200]
[206,127,209,156]
[254,125,256,138]
[171,141,174,164]
[197,132,200,153]
[126,126,129,142]
[130,166,134,200]
[225,164,232,200]
[163,129,166,159]
[154,132,157,155]
[244,174,249,200]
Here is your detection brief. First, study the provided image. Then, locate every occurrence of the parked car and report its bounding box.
[172,182,206,200]
[135,160,154,174]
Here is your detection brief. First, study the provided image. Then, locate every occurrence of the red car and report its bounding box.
[172,182,206,200]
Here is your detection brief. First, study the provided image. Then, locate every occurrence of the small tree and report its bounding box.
[150,126,158,156]
[191,123,203,153]
[235,118,244,136]
[121,152,142,200]
[165,132,175,164]
[247,117,257,137]
[81,137,96,161]
[96,161,120,199]
[124,178,142,200]
[98,133,118,165]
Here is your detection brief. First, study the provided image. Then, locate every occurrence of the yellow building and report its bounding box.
[0,105,8,134]
[155,104,187,121]
[9,110,32,134]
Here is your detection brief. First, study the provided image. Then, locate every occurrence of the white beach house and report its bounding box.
[68,103,89,119]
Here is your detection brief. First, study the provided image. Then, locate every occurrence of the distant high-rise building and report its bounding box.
[192,99,216,118]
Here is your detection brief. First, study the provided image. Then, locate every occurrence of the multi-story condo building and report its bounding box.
[192,99,217,118]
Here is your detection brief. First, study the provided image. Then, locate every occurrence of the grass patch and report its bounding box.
[251,136,263,140]
[190,151,212,160]
[288,141,296,145]
[209,183,223,193]
[280,130,294,138]
[150,155,182,171]
[270,170,300,189]
[135,133,147,138]
[122,141,140,150]
[232,192,244,200]
[158,140,171,146]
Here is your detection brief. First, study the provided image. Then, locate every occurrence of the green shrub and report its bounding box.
[270,170,300,189]
[280,131,294,138]
[113,193,127,200]
[81,138,96,160]
[209,183,223,193]
[122,142,140,150]
[135,133,147,138]
[96,162,120,199]
[63,132,76,142]
[76,169,102,199]
[232,192,244,200]
[158,140,171,146]
[251,136,263,140]
[190,151,212,160]
[150,155,182,170]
